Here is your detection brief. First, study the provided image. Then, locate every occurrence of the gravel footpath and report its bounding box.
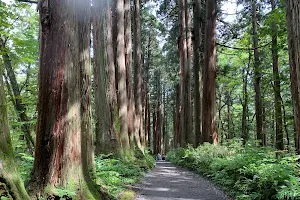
[134,161,230,200]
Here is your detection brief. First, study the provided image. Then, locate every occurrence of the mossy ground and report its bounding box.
[0,182,13,200]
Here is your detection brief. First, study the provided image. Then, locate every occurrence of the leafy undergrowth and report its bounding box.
[166,142,300,200]
[15,150,155,200]
[94,151,155,199]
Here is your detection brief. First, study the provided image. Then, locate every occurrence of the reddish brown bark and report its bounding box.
[184,0,192,145]
[178,0,187,146]
[116,0,131,155]
[28,1,100,198]
[285,0,300,153]
[124,0,135,146]
[106,0,119,151]
[134,0,145,149]
[193,0,202,147]
[202,0,218,144]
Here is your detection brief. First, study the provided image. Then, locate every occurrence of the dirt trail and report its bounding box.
[135,161,229,200]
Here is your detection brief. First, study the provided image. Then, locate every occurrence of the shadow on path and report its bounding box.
[135,161,229,200]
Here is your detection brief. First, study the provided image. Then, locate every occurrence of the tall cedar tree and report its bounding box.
[116,0,131,155]
[134,0,145,150]
[92,0,112,154]
[178,0,188,146]
[107,0,120,152]
[271,0,284,150]
[193,0,202,146]
[202,0,218,144]
[28,1,100,198]
[125,0,135,147]
[252,0,264,145]
[285,0,300,153]
[184,0,193,145]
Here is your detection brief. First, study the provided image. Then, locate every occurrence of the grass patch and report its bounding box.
[167,142,300,200]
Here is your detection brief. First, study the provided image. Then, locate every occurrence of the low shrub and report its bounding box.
[94,151,155,199]
[167,143,300,200]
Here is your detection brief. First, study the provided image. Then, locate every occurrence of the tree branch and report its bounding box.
[17,0,38,4]
[217,41,272,51]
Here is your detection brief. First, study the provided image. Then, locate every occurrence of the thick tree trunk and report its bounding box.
[28,1,100,198]
[116,0,131,155]
[116,0,130,155]
[285,0,300,153]
[134,0,145,150]
[0,62,30,200]
[184,0,193,145]
[202,0,218,144]
[178,0,187,146]
[193,0,202,147]
[124,0,135,147]
[271,0,284,150]
[252,0,264,146]
[106,0,119,152]
[92,0,112,155]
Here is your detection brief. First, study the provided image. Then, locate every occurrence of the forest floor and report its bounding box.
[134,161,230,200]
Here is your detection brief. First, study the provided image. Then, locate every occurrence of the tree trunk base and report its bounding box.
[27,175,103,200]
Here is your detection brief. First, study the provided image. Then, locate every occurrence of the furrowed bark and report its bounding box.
[28,0,101,198]
[92,0,112,155]
[193,0,202,147]
[202,0,218,144]
[116,0,131,156]
[134,0,145,151]
[285,0,300,153]
[125,0,135,147]
[178,0,187,146]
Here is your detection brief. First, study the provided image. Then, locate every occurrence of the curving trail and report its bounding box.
[135,161,229,200]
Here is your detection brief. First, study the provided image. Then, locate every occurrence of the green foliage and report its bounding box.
[94,152,155,199]
[18,152,33,181]
[0,182,12,200]
[43,186,76,200]
[167,143,300,200]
